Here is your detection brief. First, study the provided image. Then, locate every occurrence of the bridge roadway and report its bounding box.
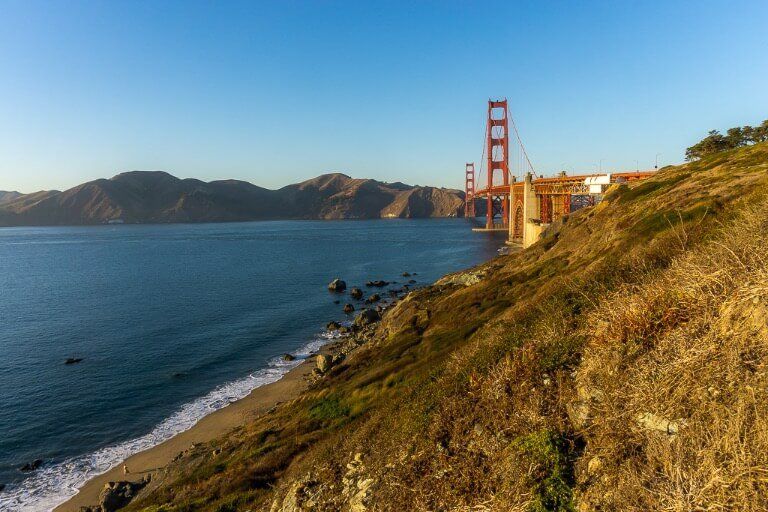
[473,171,656,198]
[471,170,657,246]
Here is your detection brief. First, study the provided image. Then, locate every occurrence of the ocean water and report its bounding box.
[0,219,503,511]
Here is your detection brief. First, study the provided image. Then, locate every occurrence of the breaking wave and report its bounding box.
[0,333,337,512]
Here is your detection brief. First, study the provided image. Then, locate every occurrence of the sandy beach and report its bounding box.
[54,350,326,512]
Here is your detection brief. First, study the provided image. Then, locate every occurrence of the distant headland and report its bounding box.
[0,171,465,227]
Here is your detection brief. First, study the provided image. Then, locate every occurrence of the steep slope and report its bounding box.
[380,186,464,218]
[120,143,768,511]
[0,172,464,226]
[277,174,398,219]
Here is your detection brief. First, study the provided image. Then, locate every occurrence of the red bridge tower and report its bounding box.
[465,162,476,218]
[486,99,509,229]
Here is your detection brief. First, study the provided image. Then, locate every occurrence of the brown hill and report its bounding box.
[0,190,23,204]
[0,171,464,226]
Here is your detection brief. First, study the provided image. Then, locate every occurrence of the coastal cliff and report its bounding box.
[0,172,465,226]
[83,143,768,511]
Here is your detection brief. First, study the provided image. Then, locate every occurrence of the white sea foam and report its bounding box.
[0,333,336,512]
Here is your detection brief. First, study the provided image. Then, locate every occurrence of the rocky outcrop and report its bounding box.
[342,453,374,512]
[316,354,332,374]
[354,309,381,327]
[350,287,364,300]
[80,477,150,512]
[269,475,322,512]
[436,268,486,287]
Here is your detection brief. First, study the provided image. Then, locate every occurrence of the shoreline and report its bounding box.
[53,343,337,512]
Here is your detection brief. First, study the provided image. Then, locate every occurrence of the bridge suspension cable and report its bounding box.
[507,104,536,178]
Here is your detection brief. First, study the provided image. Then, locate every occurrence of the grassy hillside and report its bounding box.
[126,143,768,512]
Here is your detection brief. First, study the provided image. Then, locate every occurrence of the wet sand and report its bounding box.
[54,352,324,512]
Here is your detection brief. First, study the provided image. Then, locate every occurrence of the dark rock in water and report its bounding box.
[366,280,388,287]
[343,303,355,314]
[171,372,188,379]
[408,279,416,284]
[98,478,150,512]
[333,300,340,304]
[64,357,83,365]
[388,288,402,296]
[365,294,381,304]
[350,287,363,300]
[412,272,417,275]
[354,308,381,327]
[402,272,411,277]
[282,353,296,362]
[19,459,43,472]
[0,483,6,492]
[326,321,341,331]
[328,278,347,292]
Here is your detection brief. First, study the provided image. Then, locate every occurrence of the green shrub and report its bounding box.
[515,430,576,512]
[309,395,350,422]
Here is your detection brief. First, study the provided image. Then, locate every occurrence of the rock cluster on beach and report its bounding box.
[80,476,151,512]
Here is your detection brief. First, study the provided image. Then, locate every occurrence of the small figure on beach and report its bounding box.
[123,464,130,475]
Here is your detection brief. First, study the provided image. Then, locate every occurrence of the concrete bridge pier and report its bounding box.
[508,172,549,249]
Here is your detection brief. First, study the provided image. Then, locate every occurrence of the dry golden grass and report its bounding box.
[128,143,768,512]
[577,203,768,511]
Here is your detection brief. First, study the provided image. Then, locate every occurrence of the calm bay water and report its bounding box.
[0,219,502,510]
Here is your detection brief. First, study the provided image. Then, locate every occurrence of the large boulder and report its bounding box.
[328,279,347,292]
[316,354,332,374]
[365,294,381,304]
[97,478,149,512]
[350,287,364,300]
[354,309,381,327]
[343,303,355,314]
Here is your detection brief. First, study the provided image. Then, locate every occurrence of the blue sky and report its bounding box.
[1,1,766,193]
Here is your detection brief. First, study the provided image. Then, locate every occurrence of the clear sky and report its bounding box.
[1,0,766,193]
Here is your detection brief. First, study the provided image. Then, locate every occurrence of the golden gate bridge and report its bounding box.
[465,99,655,247]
